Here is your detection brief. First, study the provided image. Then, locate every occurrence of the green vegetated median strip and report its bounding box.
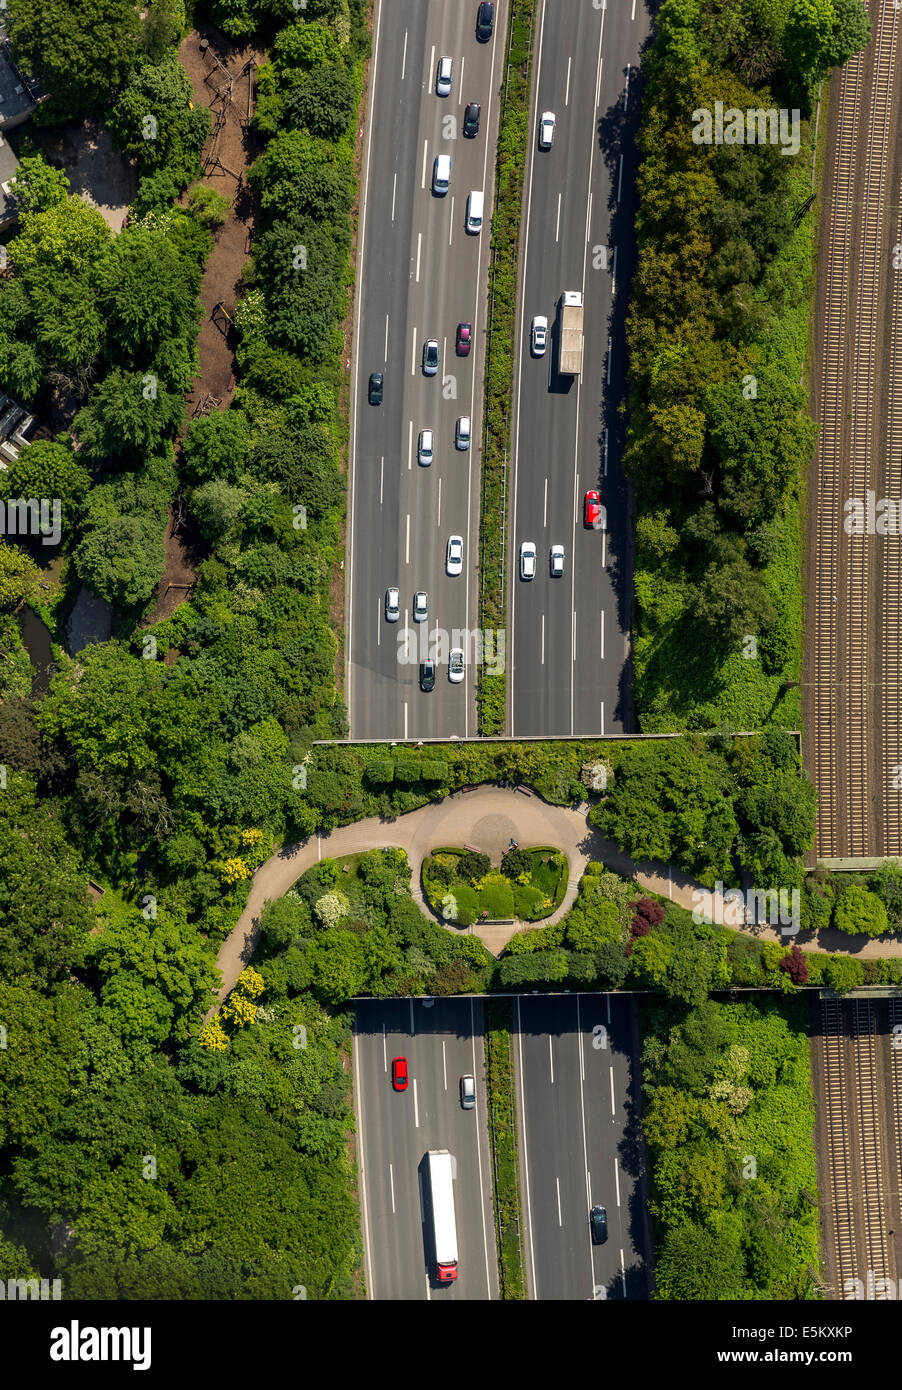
[484,999,527,1298]
[478,0,538,735]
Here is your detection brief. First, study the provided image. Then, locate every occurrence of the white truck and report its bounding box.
[427,1150,459,1283]
[557,290,583,376]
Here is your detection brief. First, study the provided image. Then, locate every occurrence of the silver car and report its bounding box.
[436,55,453,96]
[550,543,565,577]
[423,339,440,375]
[531,314,548,356]
[418,428,434,466]
[460,1074,476,1109]
[385,587,400,622]
[449,648,465,684]
[413,591,428,623]
[519,541,537,580]
[539,111,556,149]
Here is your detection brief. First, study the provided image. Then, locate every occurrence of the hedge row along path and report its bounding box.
[212,785,902,1005]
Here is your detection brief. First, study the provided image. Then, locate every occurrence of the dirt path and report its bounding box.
[209,786,902,1008]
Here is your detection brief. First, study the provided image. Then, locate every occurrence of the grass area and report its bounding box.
[484,998,526,1298]
[422,847,567,926]
[477,0,539,734]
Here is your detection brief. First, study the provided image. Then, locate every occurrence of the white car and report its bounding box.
[519,541,537,580]
[423,339,440,375]
[550,544,565,577]
[436,55,453,97]
[455,415,470,450]
[448,648,465,683]
[446,534,464,576]
[418,428,434,466]
[413,591,428,622]
[531,315,548,356]
[432,155,450,195]
[385,587,400,621]
[539,111,556,149]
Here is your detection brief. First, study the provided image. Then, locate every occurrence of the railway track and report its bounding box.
[809,0,902,856]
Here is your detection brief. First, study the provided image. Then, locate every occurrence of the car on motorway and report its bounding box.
[432,153,451,195]
[519,540,537,580]
[455,415,470,450]
[584,490,606,530]
[446,534,464,575]
[449,648,465,683]
[590,1205,608,1244]
[476,1,494,41]
[465,189,484,234]
[418,428,434,466]
[460,1075,476,1109]
[539,111,556,150]
[456,322,472,355]
[413,591,428,623]
[392,1056,408,1091]
[550,543,565,577]
[420,658,436,692]
[436,55,453,96]
[463,101,481,137]
[423,339,440,375]
[531,315,548,356]
[385,587,400,621]
[368,371,383,404]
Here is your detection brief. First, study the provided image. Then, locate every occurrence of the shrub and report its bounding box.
[832,884,889,938]
[457,851,490,883]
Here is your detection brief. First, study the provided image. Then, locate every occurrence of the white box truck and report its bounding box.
[557,290,583,376]
[427,1150,459,1283]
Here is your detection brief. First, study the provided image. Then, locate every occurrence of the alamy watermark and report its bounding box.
[0,1276,62,1300]
[0,498,61,546]
[692,882,800,937]
[396,626,505,675]
[844,492,902,534]
[691,102,801,157]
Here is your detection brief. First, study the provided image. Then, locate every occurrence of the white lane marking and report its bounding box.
[390,1162,396,1213]
[377,596,381,647]
[600,610,605,659]
[541,613,545,666]
[587,191,592,240]
[449,196,454,245]
[555,191,562,242]
[595,55,603,109]
[428,43,434,86]
[351,1015,375,1298]
[414,1076,419,1128]
[617,153,623,204]
[470,999,493,1298]
[631,0,636,19]
[543,476,548,527]
[401,29,409,81]
[421,138,428,189]
[600,701,604,734]
[442,334,447,366]
[382,1024,387,1070]
[516,995,539,1299]
[412,325,417,376]
[602,530,606,569]
[437,476,442,529]
[609,1064,616,1117]
[404,702,408,741]
[392,171,397,222]
[565,55,572,106]
[615,1160,622,1207]
[549,1034,554,1083]
[384,314,389,361]
[408,418,413,470]
[442,1040,447,1090]
[612,244,617,296]
[459,55,465,99]
[379,456,384,504]
[416,231,422,281]
[572,608,577,661]
[604,428,608,476]
[586,1168,592,1207]
[623,64,630,110]
[556,1177,562,1227]
[606,337,612,385]
[406,513,410,564]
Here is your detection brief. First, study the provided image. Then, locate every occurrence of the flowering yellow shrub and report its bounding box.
[220,857,249,884]
[236,966,265,999]
[224,993,257,1027]
[199,1017,229,1052]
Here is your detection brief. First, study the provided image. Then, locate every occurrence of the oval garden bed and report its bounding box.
[422,847,568,926]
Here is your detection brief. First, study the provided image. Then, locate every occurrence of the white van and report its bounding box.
[433,154,451,195]
[466,190,483,234]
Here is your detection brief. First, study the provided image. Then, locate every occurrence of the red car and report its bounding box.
[584,490,606,530]
[456,322,472,356]
[391,1056,409,1091]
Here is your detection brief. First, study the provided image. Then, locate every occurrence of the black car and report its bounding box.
[463,102,481,138]
[419,659,436,692]
[590,1205,608,1245]
[476,1,494,41]
[368,372,383,405]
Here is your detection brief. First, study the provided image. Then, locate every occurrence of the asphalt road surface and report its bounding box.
[347,1,508,739]
[508,0,651,735]
[354,996,498,1300]
[515,992,651,1299]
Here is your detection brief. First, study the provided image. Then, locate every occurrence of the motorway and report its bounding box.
[508,0,649,735]
[515,993,651,1299]
[353,996,498,1300]
[347,0,508,739]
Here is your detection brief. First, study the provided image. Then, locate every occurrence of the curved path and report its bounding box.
[211,786,902,1007]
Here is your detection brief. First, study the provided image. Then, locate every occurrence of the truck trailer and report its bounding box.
[557,290,584,376]
[427,1150,459,1283]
